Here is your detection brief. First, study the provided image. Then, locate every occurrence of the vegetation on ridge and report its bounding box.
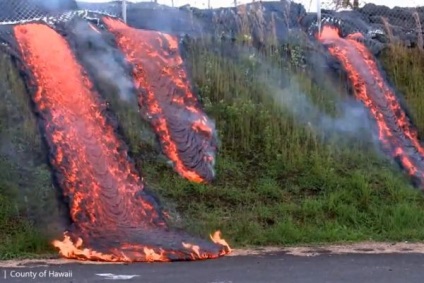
[1,30,424,259]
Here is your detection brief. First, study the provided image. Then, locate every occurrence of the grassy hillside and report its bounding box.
[1,36,424,259]
[0,52,58,259]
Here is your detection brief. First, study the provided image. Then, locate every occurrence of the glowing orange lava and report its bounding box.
[13,22,230,262]
[318,26,424,184]
[102,17,217,184]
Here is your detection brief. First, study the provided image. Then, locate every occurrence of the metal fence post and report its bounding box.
[122,0,127,23]
[317,0,321,35]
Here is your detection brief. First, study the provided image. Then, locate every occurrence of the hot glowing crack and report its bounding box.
[102,17,217,184]
[10,21,229,262]
[318,25,424,186]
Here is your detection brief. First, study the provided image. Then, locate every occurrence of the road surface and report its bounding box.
[1,249,424,283]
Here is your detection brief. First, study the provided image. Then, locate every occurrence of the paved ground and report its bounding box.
[1,252,424,283]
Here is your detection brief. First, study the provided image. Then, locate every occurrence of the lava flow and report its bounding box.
[13,22,230,262]
[318,26,424,186]
[102,17,217,184]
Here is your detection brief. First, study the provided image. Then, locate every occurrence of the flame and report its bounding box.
[52,233,126,262]
[318,26,424,184]
[182,242,201,258]
[13,22,230,262]
[102,17,217,184]
[210,231,232,253]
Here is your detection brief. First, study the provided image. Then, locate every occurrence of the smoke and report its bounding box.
[69,20,137,104]
[125,3,207,37]
[244,50,379,145]
[274,84,374,138]
[65,19,166,151]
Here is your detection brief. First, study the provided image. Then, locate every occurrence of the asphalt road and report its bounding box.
[1,252,424,283]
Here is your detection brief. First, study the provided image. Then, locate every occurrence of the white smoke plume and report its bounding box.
[245,50,379,144]
[71,20,137,104]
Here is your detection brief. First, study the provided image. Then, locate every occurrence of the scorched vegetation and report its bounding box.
[1,22,424,259]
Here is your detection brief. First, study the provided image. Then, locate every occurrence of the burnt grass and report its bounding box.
[1,36,424,258]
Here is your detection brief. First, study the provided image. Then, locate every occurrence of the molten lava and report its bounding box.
[13,22,229,262]
[318,26,424,185]
[102,17,217,184]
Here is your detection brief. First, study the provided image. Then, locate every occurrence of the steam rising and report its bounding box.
[70,21,136,103]
[269,80,375,139]
[239,49,378,146]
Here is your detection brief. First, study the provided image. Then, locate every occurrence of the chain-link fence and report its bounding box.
[0,0,422,49]
[0,0,79,24]
[77,0,127,19]
[0,0,126,24]
[318,0,423,49]
[319,0,422,30]
[0,0,421,20]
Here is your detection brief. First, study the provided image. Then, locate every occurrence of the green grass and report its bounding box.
[0,52,57,259]
[380,45,424,132]
[139,41,424,246]
[1,35,424,259]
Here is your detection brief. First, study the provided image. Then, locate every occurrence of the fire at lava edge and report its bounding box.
[11,20,230,262]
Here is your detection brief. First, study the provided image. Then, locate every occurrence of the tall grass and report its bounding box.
[139,36,424,246]
[381,45,424,132]
[140,4,424,246]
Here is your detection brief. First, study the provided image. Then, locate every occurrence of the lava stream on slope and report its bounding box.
[12,22,230,262]
[318,26,424,186]
[102,17,217,184]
